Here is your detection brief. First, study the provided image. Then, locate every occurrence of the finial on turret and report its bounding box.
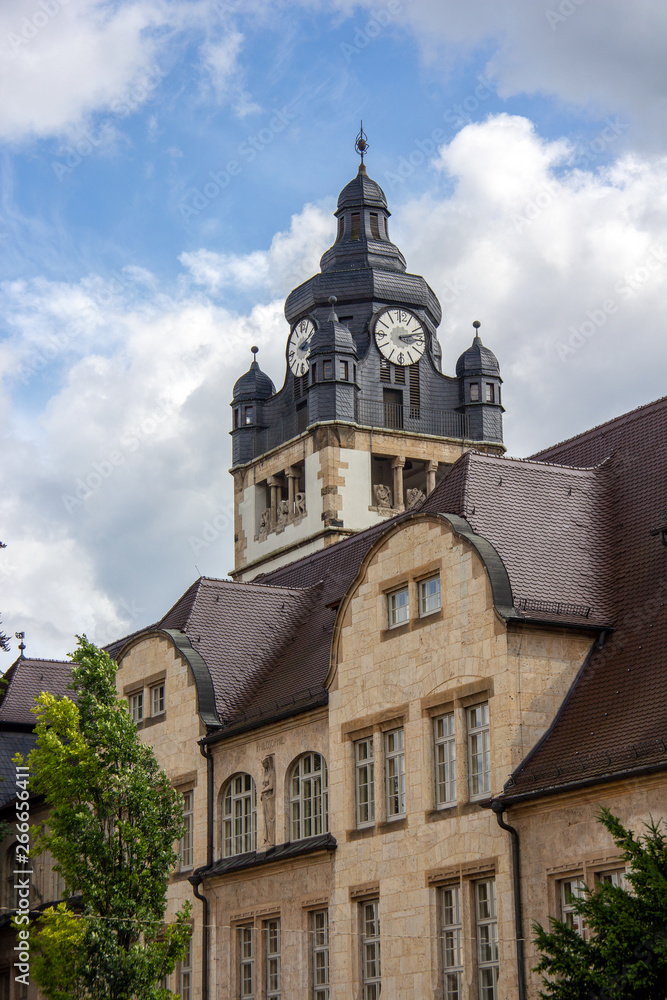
[15,631,25,658]
[251,345,259,356]
[355,121,369,173]
[472,320,482,343]
[328,295,338,321]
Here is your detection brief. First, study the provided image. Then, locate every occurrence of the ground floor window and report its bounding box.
[361,899,381,1000]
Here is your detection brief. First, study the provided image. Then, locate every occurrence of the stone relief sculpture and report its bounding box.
[277,499,290,527]
[260,755,276,848]
[259,509,271,539]
[373,484,393,509]
[407,488,426,509]
[295,492,306,517]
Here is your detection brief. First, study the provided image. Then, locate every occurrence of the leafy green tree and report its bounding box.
[18,636,191,1000]
[534,807,667,999]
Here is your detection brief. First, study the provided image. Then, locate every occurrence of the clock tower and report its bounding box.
[230,132,505,580]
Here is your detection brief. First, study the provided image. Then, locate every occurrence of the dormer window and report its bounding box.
[470,383,480,402]
[370,213,380,238]
[351,213,360,240]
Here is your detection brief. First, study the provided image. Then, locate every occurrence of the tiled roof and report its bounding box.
[0,731,38,808]
[195,833,337,880]
[0,658,71,726]
[504,395,667,797]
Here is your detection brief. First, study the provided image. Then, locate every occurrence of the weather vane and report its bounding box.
[15,632,26,657]
[355,121,369,165]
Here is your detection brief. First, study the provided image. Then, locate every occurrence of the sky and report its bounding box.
[1,0,667,662]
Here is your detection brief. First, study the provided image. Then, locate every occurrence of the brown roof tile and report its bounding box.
[0,658,71,726]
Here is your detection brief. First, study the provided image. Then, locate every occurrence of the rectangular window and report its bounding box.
[470,382,480,401]
[341,360,349,381]
[560,878,586,935]
[151,683,165,716]
[244,405,254,425]
[419,576,441,616]
[597,869,626,890]
[441,885,463,1000]
[181,790,193,870]
[239,925,255,999]
[265,919,281,1000]
[311,909,330,1000]
[485,383,495,402]
[337,216,344,241]
[234,407,240,429]
[361,900,381,1000]
[384,729,405,818]
[468,703,491,798]
[369,212,380,238]
[476,880,498,1000]
[435,713,456,807]
[311,363,317,384]
[387,587,409,628]
[355,737,375,827]
[323,359,333,380]
[128,692,143,723]
[351,212,361,240]
[179,938,192,1000]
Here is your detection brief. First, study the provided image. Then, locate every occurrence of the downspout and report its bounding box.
[192,739,214,1000]
[491,800,526,1000]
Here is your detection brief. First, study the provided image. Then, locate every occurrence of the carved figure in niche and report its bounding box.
[407,488,425,509]
[373,483,392,509]
[277,499,290,526]
[259,509,271,538]
[295,492,306,517]
[260,755,276,848]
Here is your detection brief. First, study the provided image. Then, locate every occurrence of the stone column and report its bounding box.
[426,460,438,495]
[286,467,299,517]
[267,475,280,527]
[391,456,405,511]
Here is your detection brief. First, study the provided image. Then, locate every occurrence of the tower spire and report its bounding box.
[355,121,369,173]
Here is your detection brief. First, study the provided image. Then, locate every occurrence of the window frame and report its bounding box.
[264,918,281,1000]
[440,884,463,1000]
[361,899,381,1000]
[179,937,192,1000]
[180,790,194,871]
[150,682,165,717]
[290,753,329,842]
[469,382,480,402]
[311,909,330,1000]
[485,383,495,403]
[418,575,441,617]
[222,773,257,858]
[434,713,456,808]
[560,877,586,935]
[384,728,406,820]
[355,737,375,828]
[387,586,409,628]
[475,879,499,1000]
[128,691,143,724]
[467,703,491,799]
[238,923,255,1000]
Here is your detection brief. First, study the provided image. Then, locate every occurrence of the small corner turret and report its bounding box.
[231,346,276,466]
[456,321,504,443]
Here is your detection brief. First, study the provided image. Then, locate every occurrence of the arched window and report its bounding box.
[222,774,257,858]
[290,753,328,841]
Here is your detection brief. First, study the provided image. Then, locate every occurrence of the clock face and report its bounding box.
[287,318,316,376]
[373,308,426,366]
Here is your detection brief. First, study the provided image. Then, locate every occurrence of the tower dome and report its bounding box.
[456,324,501,378]
[232,347,275,402]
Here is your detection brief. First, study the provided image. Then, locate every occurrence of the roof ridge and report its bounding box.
[200,576,316,595]
[530,394,667,459]
[471,452,606,475]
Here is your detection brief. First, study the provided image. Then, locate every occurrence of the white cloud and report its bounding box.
[333,0,667,146]
[199,30,261,116]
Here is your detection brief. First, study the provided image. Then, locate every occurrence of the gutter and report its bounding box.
[190,738,214,1000]
[483,800,526,1000]
[501,756,667,807]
